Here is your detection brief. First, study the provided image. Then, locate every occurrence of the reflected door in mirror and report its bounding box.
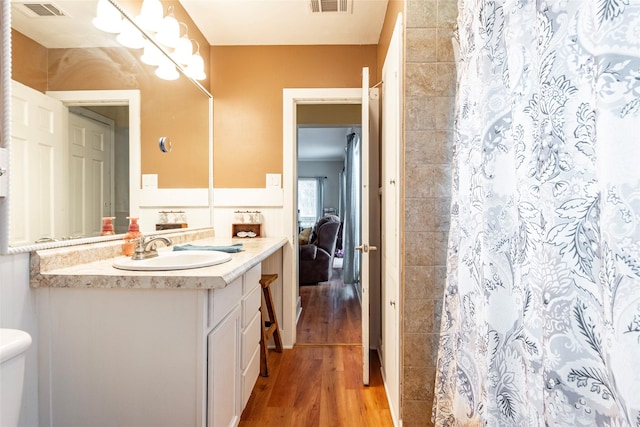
[68,108,115,238]
[10,81,66,246]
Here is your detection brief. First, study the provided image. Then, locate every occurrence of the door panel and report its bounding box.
[10,81,65,245]
[381,13,403,423]
[68,110,114,237]
[360,67,371,385]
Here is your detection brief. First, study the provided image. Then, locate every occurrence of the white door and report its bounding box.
[358,67,375,385]
[381,13,403,424]
[68,109,114,237]
[10,81,66,245]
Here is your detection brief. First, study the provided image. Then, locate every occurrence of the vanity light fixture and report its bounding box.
[93,1,207,81]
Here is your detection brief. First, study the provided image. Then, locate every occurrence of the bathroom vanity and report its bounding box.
[30,229,286,427]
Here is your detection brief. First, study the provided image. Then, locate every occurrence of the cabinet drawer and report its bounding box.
[243,264,261,294]
[208,276,242,329]
[242,311,261,370]
[241,345,260,410]
[242,284,261,328]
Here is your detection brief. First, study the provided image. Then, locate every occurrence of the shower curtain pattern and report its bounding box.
[433,1,640,425]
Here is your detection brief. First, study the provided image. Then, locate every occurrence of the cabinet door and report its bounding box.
[208,306,241,427]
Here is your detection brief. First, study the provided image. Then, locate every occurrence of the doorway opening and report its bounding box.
[295,104,362,346]
[282,88,362,348]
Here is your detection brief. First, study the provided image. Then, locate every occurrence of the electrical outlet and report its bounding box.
[142,174,158,189]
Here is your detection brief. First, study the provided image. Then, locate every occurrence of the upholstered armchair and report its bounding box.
[299,215,341,285]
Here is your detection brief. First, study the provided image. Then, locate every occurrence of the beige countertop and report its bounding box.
[30,231,287,290]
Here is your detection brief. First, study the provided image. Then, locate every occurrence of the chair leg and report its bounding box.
[259,274,282,377]
[259,302,270,377]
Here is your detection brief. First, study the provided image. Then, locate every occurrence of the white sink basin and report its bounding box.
[113,250,232,271]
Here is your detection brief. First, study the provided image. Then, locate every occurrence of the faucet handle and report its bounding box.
[131,235,147,259]
[130,235,171,260]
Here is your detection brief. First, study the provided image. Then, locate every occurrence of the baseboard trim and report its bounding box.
[379,346,402,427]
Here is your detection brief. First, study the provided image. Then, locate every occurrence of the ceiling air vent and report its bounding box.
[19,3,66,17]
[310,0,351,13]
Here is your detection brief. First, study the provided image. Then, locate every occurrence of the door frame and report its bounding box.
[283,88,361,348]
[282,87,380,353]
[47,90,141,220]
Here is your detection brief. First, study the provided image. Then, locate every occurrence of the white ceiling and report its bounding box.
[10,0,384,161]
[298,127,357,162]
[10,0,388,47]
[11,1,121,48]
[179,0,388,46]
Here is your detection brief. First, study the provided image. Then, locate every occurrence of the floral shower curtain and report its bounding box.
[433,1,640,426]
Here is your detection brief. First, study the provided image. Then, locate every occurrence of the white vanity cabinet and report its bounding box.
[206,264,261,427]
[38,264,263,427]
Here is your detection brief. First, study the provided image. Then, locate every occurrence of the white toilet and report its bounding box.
[0,329,32,427]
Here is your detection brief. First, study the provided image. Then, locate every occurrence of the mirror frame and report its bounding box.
[1,0,214,255]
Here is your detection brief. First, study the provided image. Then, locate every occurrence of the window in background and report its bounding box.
[297,177,324,230]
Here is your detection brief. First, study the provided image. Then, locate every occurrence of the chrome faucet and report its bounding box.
[131,235,173,260]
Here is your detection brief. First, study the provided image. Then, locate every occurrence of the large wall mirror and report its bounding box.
[2,0,213,254]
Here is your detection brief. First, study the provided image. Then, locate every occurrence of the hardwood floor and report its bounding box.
[239,266,393,426]
[296,267,362,345]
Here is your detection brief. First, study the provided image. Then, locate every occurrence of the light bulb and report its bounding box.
[185,52,206,81]
[155,58,179,80]
[155,8,180,48]
[137,0,163,32]
[93,0,123,33]
[140,41,162,66]
[172,36,193,65]
[116,18,145,49]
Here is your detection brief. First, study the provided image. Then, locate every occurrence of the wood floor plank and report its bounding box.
[297,269,361,345]
[266,351,297,408]
[239,266,393,426]
[318,367,347,426]
[343,345,364,390]
[322,346,344,372]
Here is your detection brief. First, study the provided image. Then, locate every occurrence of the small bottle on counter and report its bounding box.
[100,217,116,236]
[122,217,141,256]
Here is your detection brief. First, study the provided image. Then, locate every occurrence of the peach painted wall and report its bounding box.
[297,104,360,125]
[376,0,404,77]
[209,44,378,188]
[11,29,47,92]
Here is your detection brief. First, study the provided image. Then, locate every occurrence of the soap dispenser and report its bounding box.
[122,217,141,256]
[100,217,116,236]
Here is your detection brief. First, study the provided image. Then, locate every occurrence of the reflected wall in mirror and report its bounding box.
[7,0,211,250]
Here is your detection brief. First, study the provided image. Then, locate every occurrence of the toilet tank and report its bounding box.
[0,329,32,427]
